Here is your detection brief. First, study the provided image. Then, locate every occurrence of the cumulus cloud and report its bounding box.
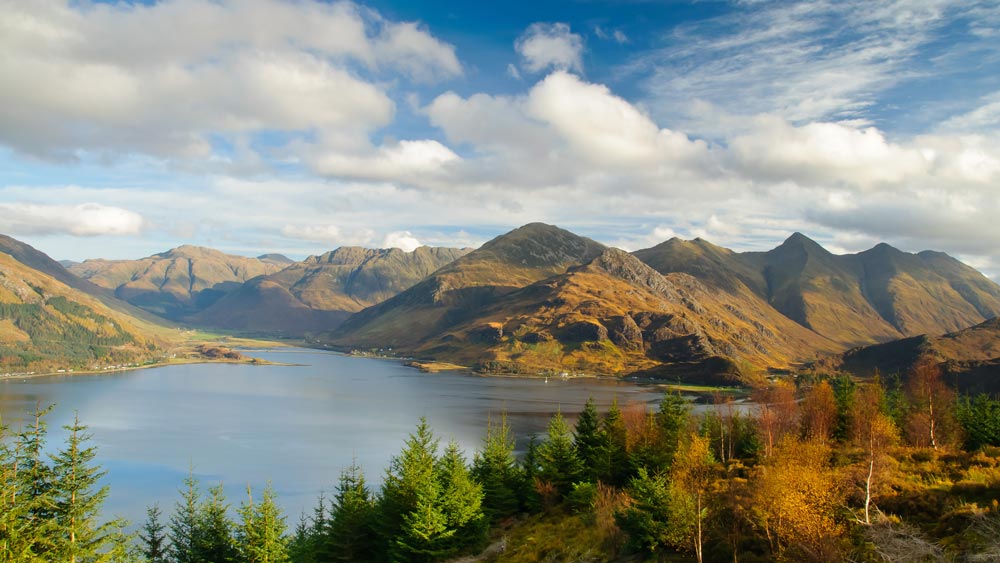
[382,231,422,252]
[280,224,375,247]
[0,0,459,160]
[0,203,145,236]
[515,23,584,74]
[311,139,460,183]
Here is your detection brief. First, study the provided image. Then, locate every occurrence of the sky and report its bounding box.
[1,0,999,278]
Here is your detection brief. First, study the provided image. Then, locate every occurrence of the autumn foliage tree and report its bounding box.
[904,359,958,450]
[800,380,838,442]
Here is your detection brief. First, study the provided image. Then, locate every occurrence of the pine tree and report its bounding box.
[537,411,583,500]
[436,441,486,556]
[471,412,520,522]
[196,484,238,563]
[573,397,604,483]
[519,435,543,513]
[1,416,37,563]
[236,483,289,563]
[49,413,113,563]
[169,470,201,563]
[139,504,169,563]
[323,462,376,562]
[657,392,690,465]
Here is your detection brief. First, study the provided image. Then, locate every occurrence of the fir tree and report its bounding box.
[323,462,376,562]
[436,441,486,556]
[16,404,57,558]
[139,504,169,563]
[236,483,289,563]
[196,483,238,563]
[471,412,520,522]
[599,399,629,487]
[169,470,201,563]
[49,414,112,563]
[537,411,583,500]
[573,397,604,483]
[1,416,37,563]
[657,392,690,466]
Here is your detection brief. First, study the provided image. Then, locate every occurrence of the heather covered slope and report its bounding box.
[0,251,163,372]
[189,246,470,334]
[68,245,284,320]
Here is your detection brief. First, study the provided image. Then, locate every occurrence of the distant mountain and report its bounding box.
[0,238,165,373]
[636,233,1000,348]
[68,246,284,320]
[839,317,1000,393]
[257,253,294,266]
[189,246,470,334]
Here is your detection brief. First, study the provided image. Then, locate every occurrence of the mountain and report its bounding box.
[0,239,165,373]
[68,245,284,320]
[839,317,1000,393]
[257,253,294,267]
[189,246,470,334]
[328,223,606,348]
[637,233,1000,348]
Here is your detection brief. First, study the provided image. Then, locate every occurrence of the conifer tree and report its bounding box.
[16,404,57,558]
[378,417,442,562]
[573,397,604,483]
[196,483,238,563]
[236,483,289,563]
[436,441,486,555]
[323,462,376,562]
[472,412,520,522]
[49,414,112,563]
[139,504,169,563]
[598,399,629,486]
[169,470,201,563]
[657,392,691,462]
[519,435,543,512]
[537,412,583,499]
[1,417,36,563]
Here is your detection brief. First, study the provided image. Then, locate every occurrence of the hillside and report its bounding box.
[68,245,284,320]
[840,317,1000,393]
[189,246,470,334]
[636,233,1000,348]
[0,250,164,373]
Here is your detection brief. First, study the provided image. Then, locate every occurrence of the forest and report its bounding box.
[3,360,1000,562]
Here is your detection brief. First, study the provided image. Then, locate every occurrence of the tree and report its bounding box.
[49,414,113,563]
[574,397,604,482]
[536,412,583,500]
[904,359,957,450]
[169,470,201,563]
[956,394,1000,450]
[324,462,376,562]
[668,433,716,563]
[197,484,238,563]
[471,412,520,522]
[753,381,798,457]
[614,467,673,555]
[236,483,289,563]
[435,441,486,555]
[139,504,169,563]
[800,380,838,442]
[831,374,856,442]
[598,399,629,486]
[16,403,57,558]
[1,416,37,563]
[852,384,899,526]
[657,392,690,464]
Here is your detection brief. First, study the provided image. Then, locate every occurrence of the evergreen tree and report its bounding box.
[169,470,201,563]
[16,404,57,558]
[537,412,583,500]
[236,483,289,563]
[598,399,629,487]
[573,397,604,483]
[436,441,486,556]
[471,412,520,522]
[286,511,317,563]
[657,392,691,465]
[518,435,543,513]
[1,416,37,563]
[378,417,442,562]
[196,484,238,563]
[49,414,113,563]
[615,467,673,555]
[139,504,169,563]
[323,462,376,562]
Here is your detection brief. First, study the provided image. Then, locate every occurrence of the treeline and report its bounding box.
[6,360,1000,562]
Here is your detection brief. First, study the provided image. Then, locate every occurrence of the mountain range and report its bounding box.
[3,224,999,385]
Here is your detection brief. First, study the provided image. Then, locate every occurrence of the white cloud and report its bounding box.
[0,0,458,160]
[0,203,145,236]
[311,139,460,183]
[515,23,584,74]
[382,231,422,252]
[280,224,376,247]
[506,63,522,80]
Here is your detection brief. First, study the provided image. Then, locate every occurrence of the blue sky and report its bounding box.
[1,0,999,277]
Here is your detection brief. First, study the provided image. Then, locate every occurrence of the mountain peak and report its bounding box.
[773,231,830,256]
[472,223,606,271]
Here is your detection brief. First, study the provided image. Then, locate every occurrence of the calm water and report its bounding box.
[0,348,666,526]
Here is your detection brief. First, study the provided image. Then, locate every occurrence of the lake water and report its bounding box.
[0,348,668,526]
